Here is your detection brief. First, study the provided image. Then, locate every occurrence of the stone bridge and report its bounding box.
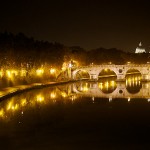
[72,64,150,81]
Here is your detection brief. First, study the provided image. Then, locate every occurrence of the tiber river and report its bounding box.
[0,75,150,149]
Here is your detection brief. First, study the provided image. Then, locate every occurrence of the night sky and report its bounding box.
[0,0,150,52]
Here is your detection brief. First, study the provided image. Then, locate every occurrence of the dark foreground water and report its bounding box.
[0,80,150,150]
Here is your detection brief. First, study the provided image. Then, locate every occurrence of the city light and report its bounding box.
[21,99,27,106]
[37,95,44,102]
[0,109,4,118]
[0,70,4,78]
[61,92,67,98]
[50,92,56,99]
[36,69,44,76]
[50,68,56,74]
[20,69,27,77]
[6,70,18,78]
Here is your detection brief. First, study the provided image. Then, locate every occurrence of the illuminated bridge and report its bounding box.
[72,64,150,81]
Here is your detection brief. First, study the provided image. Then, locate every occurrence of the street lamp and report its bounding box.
[68,60,73,79]
[50,68,56,74]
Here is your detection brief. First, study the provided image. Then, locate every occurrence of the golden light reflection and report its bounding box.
[83,86,88,92]
[78,83,89,92]
[7,101,13,110]
[110,81,115,86]
[61,92,67,98]
[104,81,109,89]
[99,81,116,91]
[21,99,27,106]
[36,95,44,102]
[128,97,130,102]
[14,104,19,110]
[98,83,103,89]
[126,75,141,87]
[104,68,108,72]
[50,92,56,99]
[0,89,62,120]
[0,109,4,118]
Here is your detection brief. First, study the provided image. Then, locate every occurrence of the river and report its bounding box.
[0,76,150,149]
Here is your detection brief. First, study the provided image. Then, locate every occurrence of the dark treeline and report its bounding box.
[0,31,150,69]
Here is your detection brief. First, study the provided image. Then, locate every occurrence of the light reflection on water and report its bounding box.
[1,75,150,149]
[0,75,149,122]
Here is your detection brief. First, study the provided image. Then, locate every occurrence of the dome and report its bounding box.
[135,42,146,53]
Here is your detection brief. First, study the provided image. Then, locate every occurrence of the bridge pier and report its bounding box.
[141,74,149,81]
[90,74,98,80]
[116,74,125,81]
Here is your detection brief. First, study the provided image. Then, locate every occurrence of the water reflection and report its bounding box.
[76,82,90,92]
[126,74,142,94]
[98,80,117,94]
[0,75,150,121]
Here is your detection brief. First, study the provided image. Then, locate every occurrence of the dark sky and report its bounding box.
[0,0,150,52]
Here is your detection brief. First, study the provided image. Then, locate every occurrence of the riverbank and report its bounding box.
[0,80,74,100]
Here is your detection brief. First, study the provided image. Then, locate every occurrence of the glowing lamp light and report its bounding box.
[50,68,56,74]
[6,70,12,78]
[62,67,66,71]
[128,97,131,102]
[127,62,131,64]
[68,63,72,68]
[20,69,27,77]
[104,68,108,72]
[36,69,44,76]
[11,70,18,76]
[6,70,18,78]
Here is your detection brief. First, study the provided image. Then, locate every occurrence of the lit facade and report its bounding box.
[135,42,146,53]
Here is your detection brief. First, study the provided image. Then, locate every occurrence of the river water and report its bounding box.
[0,76,150,149]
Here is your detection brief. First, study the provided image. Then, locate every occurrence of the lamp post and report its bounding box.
[50,67,56,80]
[68,60,73,79]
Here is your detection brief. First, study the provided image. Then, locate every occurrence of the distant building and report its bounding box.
[135,42,146,53]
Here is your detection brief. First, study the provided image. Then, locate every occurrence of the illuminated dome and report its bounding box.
[135,42,146,53]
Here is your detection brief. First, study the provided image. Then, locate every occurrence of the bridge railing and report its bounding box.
[77,64,150,69]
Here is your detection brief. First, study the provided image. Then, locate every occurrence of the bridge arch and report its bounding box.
[98,68,117,80]
[125,68,142,78]
[72,64,150,81]
[125,68,142,94]
[73,70,90,80]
